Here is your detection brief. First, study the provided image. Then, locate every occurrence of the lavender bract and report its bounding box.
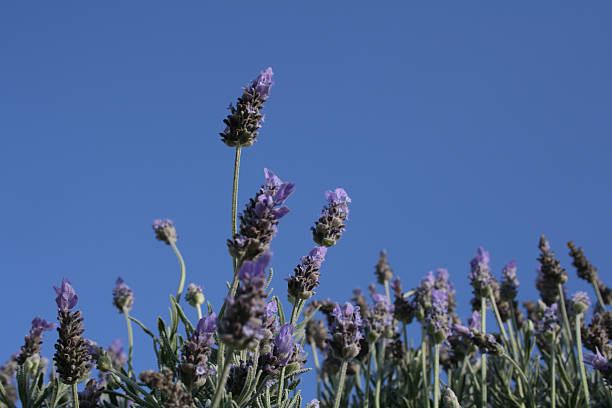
[312,188,351,247]
[221,67,274,147]
[16,317,56,365]
[228,169,295,262]
[366,292,396,341]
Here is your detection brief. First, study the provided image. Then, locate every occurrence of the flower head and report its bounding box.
[273,324,295,367]
[16,317,56,365]
[220,67,275,147]
[112,277,134,313]
[108,339,127,370]
[328,302,363,360]
[374,250,394,284]
[287,246,328,300]
[312,188,351,247]
[228,170,295,262]
[152,219,178,245]
[186,284,205,307]
[500,260,519,301]
[570,291,591,315]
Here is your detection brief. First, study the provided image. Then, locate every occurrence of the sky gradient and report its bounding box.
[1,1,611,399]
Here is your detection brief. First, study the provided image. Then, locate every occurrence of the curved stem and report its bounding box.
[575,314,591,406]
[169,241,186,302]
[72,383,80,408]
[123,308,134,377]
[421,326,430,408]
[481,296,487,408]
[433,344,440,408]
[211,346,234,408]
[551,335,556,408]
[488,294,508,343]
[333,360,348,408]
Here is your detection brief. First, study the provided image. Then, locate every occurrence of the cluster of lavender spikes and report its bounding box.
[4,67,612,408]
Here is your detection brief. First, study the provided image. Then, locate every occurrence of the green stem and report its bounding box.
[506,316,525,403]
[227,146,243,298]
[196,304,202,320]
[488,294,508,343]
[364,343,374,408]
[278,367,287,405]
[575,314,591,406]
[0,381,16,408]
[375,341,385,408]
[384,280,391,302]
[421,326,430,408]
[551,334,556,408]
[211,346,234,408]
[592,280,606,311]
[169,241,186,302]
[311,339,322,401]
[433,344,440,408]
[72,383,80,408]
[333,360,348,408]
[481,296,487,408]
[290,300,303,325]
[123,308,134,377]
[557,284,576,366]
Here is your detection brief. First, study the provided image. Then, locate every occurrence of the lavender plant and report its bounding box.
[2,68,612,408]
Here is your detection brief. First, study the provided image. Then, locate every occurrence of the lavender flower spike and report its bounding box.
[570,291,591,315]
[287,246,328,300]
[53,279,91,384]
[221,67,275,147]
[500,260,519,301]
[218,253,271,349]
[179,312,217,386]
[312,188,351,247]
[112,277,134,313]
[328,302,363,360]
[469,246,499,311]
[228,169,295,262]
[16,317,57,365]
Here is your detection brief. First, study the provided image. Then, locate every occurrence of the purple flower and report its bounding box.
[30,317,57,337]
[219,253,271,349]
[152,219,178,245]
[179,312,217,386]
[328,302,363,360]
[108,339,127,369]
[112,277,134,313]
[306,399,320,408]
[426,289,450,343]
[312,188,351,247]
[570,291,591,314]
[469,247,498,310]
[274,324,295,367]
[584,348,609,370]
[228,170,295,261]
[220,67,275,147]
[468,311,481,331]
[500,260,519,301]
[194,313,217,347]
[366,292,396,340]
[287,246,328,300]
[54,278,78,311]
[254,67,274,100]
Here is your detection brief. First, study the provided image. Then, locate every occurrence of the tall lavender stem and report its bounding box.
[169,241,186,302]
[480,296,487,408]
[211,346,234,408]
[557,284,575,364]
[575,313,590,406]
[72,383,79,408]
[228,146,242,297]
[123,308,134,377]
[332,360,348,408]
[421,326,430,408]
[433,344,440,408]
[364,343,374,408]
[551,333,556,408]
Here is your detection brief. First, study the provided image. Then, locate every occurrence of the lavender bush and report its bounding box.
[2,68,612,408]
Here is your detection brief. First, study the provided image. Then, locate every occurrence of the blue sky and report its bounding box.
[1,1,611,399]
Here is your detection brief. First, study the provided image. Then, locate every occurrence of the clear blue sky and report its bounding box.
[2,1,611,399]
